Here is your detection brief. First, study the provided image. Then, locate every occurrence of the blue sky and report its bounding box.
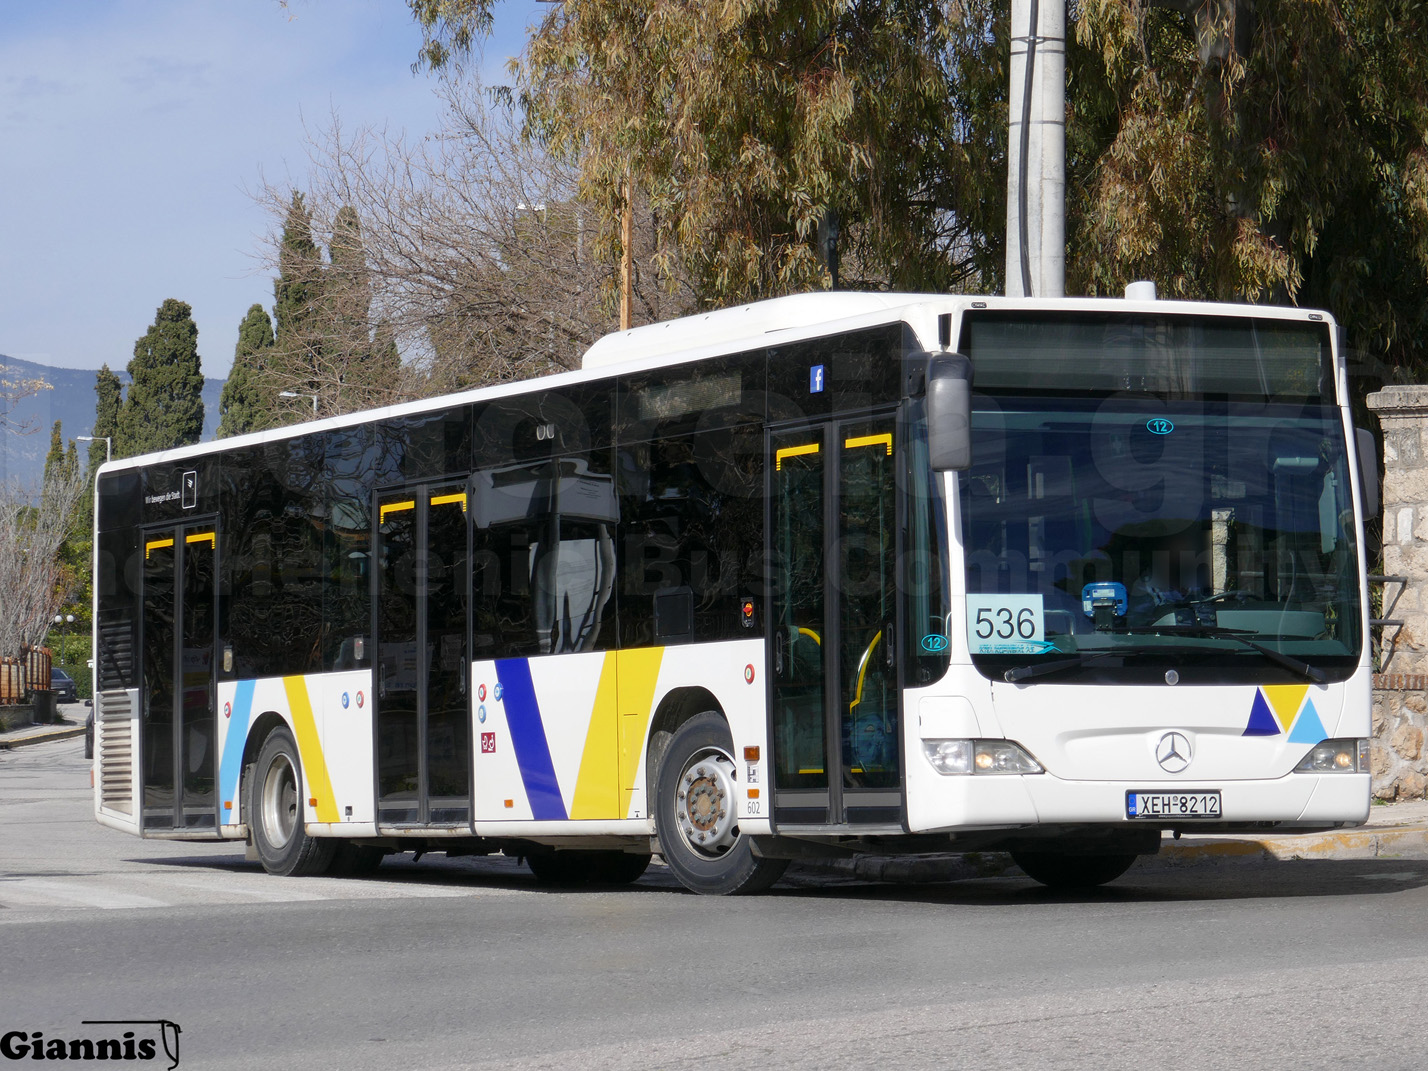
[0,0,544,380]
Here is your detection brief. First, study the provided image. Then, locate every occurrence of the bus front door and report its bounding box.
[139,523,218,833]
[768,414,902,829]
[374,486,470,828]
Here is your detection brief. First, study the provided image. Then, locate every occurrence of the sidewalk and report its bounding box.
[0,706,88,749]
[1159,797,1428,868]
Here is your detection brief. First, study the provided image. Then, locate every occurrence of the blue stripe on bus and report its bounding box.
[218,679,256,819]
[494,659,568,821]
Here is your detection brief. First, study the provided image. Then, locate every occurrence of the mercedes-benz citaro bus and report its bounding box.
[91,287,1376,894]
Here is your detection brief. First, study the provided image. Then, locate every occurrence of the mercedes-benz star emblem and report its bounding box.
[1156,731,1192,773]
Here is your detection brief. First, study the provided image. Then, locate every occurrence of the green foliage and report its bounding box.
[408,0,1428,381]
[271,191,327,399]
[516,0,1007,304]
[42,421,65,483]
[408,0,494,72]
[116,299,206,457]
[1070,0,1428,378]
[218,304,276,438]
[91,365,121,469]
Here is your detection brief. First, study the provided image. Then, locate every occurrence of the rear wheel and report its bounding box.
[1010,850,1137,890]
[655,712,786,895]
[248,727,335,877]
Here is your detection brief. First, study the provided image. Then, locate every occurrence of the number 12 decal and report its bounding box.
[965,595,1046,654]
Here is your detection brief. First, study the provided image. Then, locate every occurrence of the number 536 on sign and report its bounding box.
[965,595,1045,654]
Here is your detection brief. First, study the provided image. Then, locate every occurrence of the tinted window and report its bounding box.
[471,388,616,659]
[220,438,325,678]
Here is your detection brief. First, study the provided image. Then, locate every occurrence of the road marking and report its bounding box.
[0,869,530,915]
[0,878,169,910]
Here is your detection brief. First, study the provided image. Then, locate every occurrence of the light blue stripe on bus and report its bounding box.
[218,679,256,818]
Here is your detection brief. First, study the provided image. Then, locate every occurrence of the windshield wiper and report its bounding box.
[1113,624,1326,684]
[1002,647,1157,684]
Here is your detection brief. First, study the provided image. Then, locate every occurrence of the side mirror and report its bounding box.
[1356,425,1380,518]
[927,353,973,471]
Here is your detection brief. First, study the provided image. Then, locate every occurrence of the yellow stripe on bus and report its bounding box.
[570,653,620,819]
[617,647,665,818]
[430,492,467,510]
[845,433,893,455]
[775,443,820,470]
[282,676,339,824]
[185,532,215,548]
[379,500,415,524]
[144,538,175,559]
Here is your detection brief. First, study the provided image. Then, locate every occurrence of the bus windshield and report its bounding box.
[958,313,1361,684]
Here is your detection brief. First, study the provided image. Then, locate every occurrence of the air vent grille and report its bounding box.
[97,690,134,816]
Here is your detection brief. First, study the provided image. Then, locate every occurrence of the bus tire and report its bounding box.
[248,726,335,877]
[655,712,787,896]
[1010,850,1137,890]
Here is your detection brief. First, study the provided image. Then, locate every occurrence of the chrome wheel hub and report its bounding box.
[261,755,298,850]
[675,749,738,856]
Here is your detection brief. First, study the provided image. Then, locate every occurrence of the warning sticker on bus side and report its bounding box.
[966,595,1046,654]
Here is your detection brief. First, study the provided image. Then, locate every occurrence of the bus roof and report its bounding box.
[92,289,1336,478]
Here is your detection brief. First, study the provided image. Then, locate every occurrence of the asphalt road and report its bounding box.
[3,736,1427,1070]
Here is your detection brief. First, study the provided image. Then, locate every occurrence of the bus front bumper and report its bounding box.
[905,771,1372,837]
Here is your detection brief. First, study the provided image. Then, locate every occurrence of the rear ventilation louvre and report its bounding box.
[97,690,134,816]
[97,615,135,690]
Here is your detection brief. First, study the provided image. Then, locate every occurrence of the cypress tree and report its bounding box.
[43,420,65,482]
[271,192,326,401]
[218,304,277,437]
[117,299,206,456]
[91,364,122,467]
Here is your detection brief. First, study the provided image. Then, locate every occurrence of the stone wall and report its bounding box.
[1367,386,1428,798]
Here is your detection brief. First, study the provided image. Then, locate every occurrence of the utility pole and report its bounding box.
[620,172,634,331]
[1005,0,1066,298]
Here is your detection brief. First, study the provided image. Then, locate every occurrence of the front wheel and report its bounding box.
[655,712,786,895]
[248,727,335,877]
[1010,850,1137,890]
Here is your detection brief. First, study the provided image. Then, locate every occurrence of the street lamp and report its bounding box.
[53,613,75,663]
[280,391,319,416]
[77,435,111,463]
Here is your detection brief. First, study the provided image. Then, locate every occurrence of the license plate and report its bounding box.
[1126,790,1222,819]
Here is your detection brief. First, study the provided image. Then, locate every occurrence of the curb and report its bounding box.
[1156,827,1428,866]
[0,726,86,750]
[799,826,1428,884]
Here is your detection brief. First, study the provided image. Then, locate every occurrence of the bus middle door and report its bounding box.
[767,413,903,830]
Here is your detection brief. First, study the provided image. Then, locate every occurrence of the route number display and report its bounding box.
[965,595,1045,654]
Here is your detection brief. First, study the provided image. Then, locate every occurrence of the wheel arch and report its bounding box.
[644,686,724,817]
[239,710,293,823]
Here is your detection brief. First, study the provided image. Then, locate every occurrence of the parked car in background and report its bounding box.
[50,668,77,703]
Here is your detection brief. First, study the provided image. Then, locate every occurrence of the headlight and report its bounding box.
[922,739,1043,776]
[1293,738,1370,774]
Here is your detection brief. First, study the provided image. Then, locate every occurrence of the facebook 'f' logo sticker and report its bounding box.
[810,364,825,393]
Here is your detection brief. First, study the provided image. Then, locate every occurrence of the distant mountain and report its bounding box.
[0,354,224,485]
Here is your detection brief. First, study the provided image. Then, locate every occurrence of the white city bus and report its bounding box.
[91,289,1375,893]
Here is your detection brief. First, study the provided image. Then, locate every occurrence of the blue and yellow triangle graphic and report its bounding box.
[1287,698,1327,745]
[1243,690,1281,736]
